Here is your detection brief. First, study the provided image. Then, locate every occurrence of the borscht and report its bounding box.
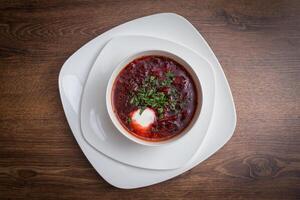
[112,55,200,141]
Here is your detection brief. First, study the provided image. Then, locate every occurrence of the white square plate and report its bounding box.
[80,35,215,170]
[59,13,236,189]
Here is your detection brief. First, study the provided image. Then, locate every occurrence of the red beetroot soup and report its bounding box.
[112,55,200,141]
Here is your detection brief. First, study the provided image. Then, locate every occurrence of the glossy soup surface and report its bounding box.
[112,55,200,141]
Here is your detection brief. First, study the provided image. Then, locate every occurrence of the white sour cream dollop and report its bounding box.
[131,108,156,128]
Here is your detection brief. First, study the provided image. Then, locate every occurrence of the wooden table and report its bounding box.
[1,0,299,199]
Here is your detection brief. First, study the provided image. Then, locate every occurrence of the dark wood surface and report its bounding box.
[1,0,300,199]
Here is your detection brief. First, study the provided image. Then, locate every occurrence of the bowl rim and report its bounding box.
[106,50,203,146]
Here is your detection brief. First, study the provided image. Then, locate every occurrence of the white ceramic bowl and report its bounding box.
[106,50,202,146]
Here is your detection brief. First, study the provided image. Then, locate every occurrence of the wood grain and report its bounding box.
[0,0,300,199]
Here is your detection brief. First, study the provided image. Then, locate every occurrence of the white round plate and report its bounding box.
[80,35,215,170]
[58,13,236,188]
